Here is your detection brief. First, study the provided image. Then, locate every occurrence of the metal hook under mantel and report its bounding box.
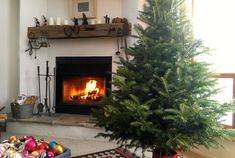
[25,33,50,59]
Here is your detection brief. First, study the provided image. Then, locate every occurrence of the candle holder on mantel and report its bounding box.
[37,61,55,116]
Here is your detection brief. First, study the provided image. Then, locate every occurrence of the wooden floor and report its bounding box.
[181,151,214,158]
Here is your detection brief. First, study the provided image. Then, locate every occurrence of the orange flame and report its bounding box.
[81,80,99,100]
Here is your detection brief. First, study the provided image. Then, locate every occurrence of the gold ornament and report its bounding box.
[52,144,65,155]
[31,150,40,156]
[9,136,18,142]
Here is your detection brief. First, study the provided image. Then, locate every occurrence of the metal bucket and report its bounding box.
[11,103,34,119]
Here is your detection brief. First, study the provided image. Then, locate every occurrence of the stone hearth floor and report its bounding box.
[5,113,208,158]
[7,113,97,128]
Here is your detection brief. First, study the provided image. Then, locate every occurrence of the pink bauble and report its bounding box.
[47,151,54,158]
[23,149,29,157]
[25,140,37,152]
[0,150,3,157]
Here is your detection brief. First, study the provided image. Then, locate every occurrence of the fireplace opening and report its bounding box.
[56,56,112,115]
[63,77,106,104]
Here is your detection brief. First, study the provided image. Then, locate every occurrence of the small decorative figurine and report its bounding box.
[42,15,47,26]
[82,13,88,25]
[104,15,110,24]
[72,17,79,25]
[35,17,40,27]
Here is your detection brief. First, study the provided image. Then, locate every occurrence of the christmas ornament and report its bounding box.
[31,150,40,157]
[0,145,7,153]
[37,142,50,150]
[2,143,11,150]
[0,150,3,157]
[26,155,36,158]
[0,135,68,157]
[14,141,23,148]
[25,140,37,152]
[17,144,25,153]
[23,149,29,157]
[9,136,18,143]
[24,136,35,142]
[47,151,54,158]
[38,150,47,158]
[5,148,15,157]
[52,144,64,155]
[49,141,57,148]
[11,151,22,158]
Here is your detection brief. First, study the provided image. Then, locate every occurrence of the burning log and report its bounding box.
[68,79,104,103]
[88,90,98,95]
[70,93,103,102]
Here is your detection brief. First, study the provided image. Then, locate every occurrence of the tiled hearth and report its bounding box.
[8,113,96,128]
[6,113,104,141]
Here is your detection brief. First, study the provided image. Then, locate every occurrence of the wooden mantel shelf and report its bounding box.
[27,23,131,39]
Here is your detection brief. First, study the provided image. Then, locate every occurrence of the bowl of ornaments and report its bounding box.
[0,136,71,158]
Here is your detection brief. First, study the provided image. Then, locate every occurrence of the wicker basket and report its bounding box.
[11,103,34,119]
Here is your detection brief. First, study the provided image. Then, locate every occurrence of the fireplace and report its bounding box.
[56,56,112,115]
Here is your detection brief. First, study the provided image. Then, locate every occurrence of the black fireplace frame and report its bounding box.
[55,56,112,115]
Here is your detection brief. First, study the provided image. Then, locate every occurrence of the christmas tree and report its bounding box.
[93,0,235,155]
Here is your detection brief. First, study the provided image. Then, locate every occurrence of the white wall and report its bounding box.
[19,0,48,96]
[0,0,19,112]
[46,0,124,72]
[18,0,141,110]
[122,0,139,46]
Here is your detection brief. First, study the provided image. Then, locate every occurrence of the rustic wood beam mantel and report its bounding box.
[27,23,131,39]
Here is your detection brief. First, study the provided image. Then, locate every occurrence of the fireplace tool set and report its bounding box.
[37,61,55,116]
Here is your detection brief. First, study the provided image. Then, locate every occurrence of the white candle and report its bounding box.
[63,19,69,25]
[90,19,96,25]
[97,18,102,24]
[56,17,61,25]
[49,17,54,25]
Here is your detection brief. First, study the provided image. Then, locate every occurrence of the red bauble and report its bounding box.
[152,149,178,158]
[37,143,50,151]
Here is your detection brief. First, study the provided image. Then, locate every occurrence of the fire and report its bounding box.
[70,87,78,99]
[69,79,103,102]
[82,80,100,100]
